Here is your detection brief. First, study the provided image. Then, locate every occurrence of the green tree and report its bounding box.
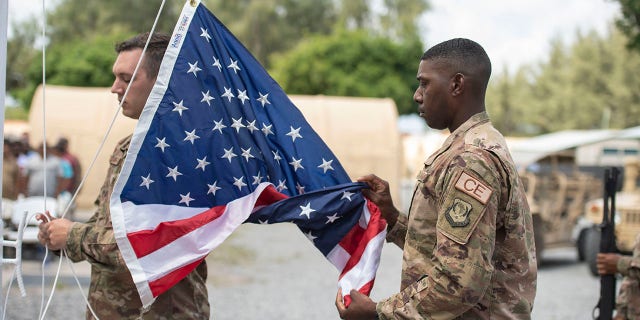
[46,0,182,44]
[486,27,640,135]
[613,0,640,51]
[207,0,429,66]
[270,31,423,115]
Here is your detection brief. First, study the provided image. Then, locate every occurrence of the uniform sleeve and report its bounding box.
[385,213,408,249]
[65,213,127,268]
[617,235,640,280]
[377,152,501,319]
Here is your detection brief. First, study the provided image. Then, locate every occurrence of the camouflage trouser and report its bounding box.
[616,277,640,319]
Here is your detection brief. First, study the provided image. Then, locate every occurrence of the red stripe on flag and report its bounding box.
[337,200,386,284]
[148,258,204,297]
[342,278,376,307]
[127,185,287,258]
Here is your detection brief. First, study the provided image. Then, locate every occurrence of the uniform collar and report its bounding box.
[441,111,490,149]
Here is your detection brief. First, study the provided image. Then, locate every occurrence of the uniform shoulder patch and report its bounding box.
[454,171,493,205]
[444,198,473,227]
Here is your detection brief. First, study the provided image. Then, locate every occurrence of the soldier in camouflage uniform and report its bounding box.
[336,38,537,319]
[597,233,640,320]
[37,33,210,319]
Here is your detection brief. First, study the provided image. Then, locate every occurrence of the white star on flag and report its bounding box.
[201,90,214,105]
[212,119,226,134]
[241,147,254,162]
[140,174,154,190]
[232,176,247,190]
[305,231,317,242]
[212,56,222,71]
[237,89,249,104]
[261,123,274,136]
[318,158,334,173]
[172,100,189,116]
[289,157,304,172]
[286,126,302,142]
[341,191,354,201]
[231,117,246,132]
[221,147,237,162]
[155,137,170,152]
[184,129,200,144]
[207,181,221,195]
[227,58,241,73]
[166,166,183,181]
[257,92,270,107]
[299,202,316,219]
[179,192,194,206]
[187,61,202,77]
[325,213,340,224]
[199,27,211,42]
[195,157,210,171]
[222,87,235,101]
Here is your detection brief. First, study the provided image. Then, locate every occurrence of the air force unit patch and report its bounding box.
[445,198,472,227]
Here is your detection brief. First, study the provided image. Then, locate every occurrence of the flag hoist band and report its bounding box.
[109,0,387,309]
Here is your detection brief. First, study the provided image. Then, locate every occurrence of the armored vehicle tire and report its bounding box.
[533,215,544,267]
[584,226,600,276]
[576,229,587,261]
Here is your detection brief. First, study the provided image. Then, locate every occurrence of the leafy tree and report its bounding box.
[11,32,129,110]
[486,27,640,135]
[270,31,423,115]
[613,0,640,51]
[207,0,428,66]
[46,0,182,44]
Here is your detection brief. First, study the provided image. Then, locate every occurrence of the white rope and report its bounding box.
[33,0,169,319]
[38,1,49,318]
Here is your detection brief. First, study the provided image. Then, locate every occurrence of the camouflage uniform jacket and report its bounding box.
[66,135,210,320]
[377,112,537,319]
[615,233,640,319]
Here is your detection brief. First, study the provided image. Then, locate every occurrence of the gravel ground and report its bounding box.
[0,219,609,319]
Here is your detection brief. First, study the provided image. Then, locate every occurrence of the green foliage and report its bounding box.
[46,0,182,44]
[613,0,640,52]
[8,0,431,116]
[270,31,422,115]
[487,28,640,135]
[13,32,127,111]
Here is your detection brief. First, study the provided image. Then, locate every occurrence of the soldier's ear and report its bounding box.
[450,73,464,96]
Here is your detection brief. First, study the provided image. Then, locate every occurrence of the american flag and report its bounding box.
[110,0,387,309]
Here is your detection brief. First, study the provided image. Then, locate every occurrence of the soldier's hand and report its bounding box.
[596,253,621,275]
[357,174,399,224]
[36,211,55,246]
[39,217,74,251]
[335,289,378,320]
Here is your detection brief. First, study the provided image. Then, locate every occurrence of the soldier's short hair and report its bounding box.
[115,32,171,79]
[422,38,492,88]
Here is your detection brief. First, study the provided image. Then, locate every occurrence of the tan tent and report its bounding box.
[27,85,402,210]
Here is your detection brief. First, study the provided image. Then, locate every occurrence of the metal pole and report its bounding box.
[0,0,9,312]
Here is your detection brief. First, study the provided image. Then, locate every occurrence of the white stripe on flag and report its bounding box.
[122,201,209,233]
[134,182,271,281]
[326,243,351,272]
[338,229,387,292]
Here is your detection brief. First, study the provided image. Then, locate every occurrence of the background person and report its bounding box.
[597,233,640,320]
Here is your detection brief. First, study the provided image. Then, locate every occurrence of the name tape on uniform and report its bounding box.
[454,172,493,205]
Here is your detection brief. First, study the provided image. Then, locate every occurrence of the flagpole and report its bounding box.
[0,0,9,311]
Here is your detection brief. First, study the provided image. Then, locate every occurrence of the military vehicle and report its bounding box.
[576,159,640,275]
[519,152,602,266]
